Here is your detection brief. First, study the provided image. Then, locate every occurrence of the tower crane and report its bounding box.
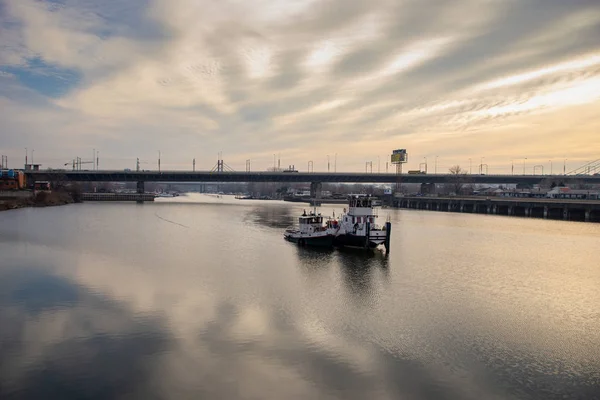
[66,157,94,171]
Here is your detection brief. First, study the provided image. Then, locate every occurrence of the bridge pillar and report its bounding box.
[563,208,569,220]
[310,182,322,205]
[585,210,591,222]
[508,206,513,216]
[136,181,145,204]
[543,207,548,219]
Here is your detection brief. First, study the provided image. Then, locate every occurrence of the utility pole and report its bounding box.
[158,151,161,172]
[93,149,96,171]
[25,148,28,168]
[327,155,330,172]
[511,159,514,175]
[563,159,566,175]
[136,158,140,172]
[96,151,99,170]
[193,158,196,172]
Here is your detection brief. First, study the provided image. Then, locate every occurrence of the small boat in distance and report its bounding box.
[284,209,338,247]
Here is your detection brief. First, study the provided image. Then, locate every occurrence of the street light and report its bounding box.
[158,150,161,172]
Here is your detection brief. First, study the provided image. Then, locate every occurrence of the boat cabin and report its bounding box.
[347,195,379,217]
[299,215,323,225]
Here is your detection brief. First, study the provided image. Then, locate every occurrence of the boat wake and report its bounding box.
[154,212,189,228]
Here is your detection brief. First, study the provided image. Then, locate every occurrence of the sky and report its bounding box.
[0,0,599,173]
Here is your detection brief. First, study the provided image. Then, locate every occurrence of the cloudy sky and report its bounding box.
[1,0,599,173]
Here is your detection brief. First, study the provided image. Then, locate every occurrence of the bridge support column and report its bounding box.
[563,208,569,220]
[585,210,591,222]
[543,207,548,219]
[310,182,322,206]
[136,181,145,204]
[508,206,513,216]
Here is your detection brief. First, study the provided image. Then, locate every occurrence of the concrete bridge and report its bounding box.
[25,170,600,203]
[25,170,600,185]
[397,196,600,222]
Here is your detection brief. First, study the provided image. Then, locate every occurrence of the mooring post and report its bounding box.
[384,221,391,255]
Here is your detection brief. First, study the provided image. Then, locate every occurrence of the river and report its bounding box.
[0,194,599,399]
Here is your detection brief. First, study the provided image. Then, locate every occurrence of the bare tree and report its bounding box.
[447,165,469,195]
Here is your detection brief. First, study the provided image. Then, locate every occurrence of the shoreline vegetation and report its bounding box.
[0,189,81,212]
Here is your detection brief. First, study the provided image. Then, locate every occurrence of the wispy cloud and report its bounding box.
[0,0,599,171]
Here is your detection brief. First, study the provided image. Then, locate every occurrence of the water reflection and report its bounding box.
[0,266,169,399]
[337,250,389,302]
[243,205,295,229]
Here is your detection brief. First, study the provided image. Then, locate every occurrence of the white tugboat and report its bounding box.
[284,209,339,248]
[333,195,391,253]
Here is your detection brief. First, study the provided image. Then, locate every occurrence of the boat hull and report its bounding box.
[333,233,385,249]
[284,234,334,248]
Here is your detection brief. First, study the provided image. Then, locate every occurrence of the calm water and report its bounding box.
[1,194,599,400]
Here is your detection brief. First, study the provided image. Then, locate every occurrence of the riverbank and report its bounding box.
[0,191,76,212]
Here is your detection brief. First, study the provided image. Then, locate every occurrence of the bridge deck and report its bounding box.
[24,170,600,184]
